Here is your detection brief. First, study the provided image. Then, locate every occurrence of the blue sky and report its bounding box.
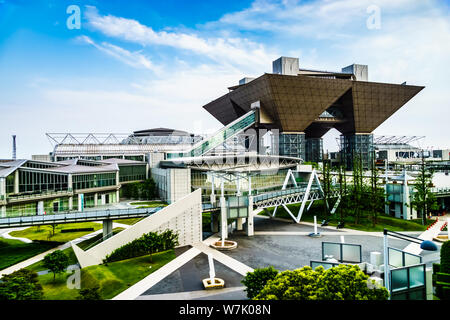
[0,0,449,158]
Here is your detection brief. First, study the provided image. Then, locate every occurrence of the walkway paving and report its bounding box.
[112,247,202,300]
[137,286,247,300]
[403,215,449,255]
[1,227,33,243]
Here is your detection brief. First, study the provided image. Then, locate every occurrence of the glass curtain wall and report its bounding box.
[18,170,68,193]
[72,172,116,190]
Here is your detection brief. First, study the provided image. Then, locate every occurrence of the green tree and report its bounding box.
[43,250,69,281]
[255,265,388,300]
[351,153,366,225]
[0,269,43,300]
[241,266,279,299]
[411,152,439,225]
[369,155,385,226]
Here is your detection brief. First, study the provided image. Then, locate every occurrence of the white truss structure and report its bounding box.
[253,169,340,223]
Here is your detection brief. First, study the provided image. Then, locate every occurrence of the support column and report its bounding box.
[103,219,113,240]
[246,196,254,236]
[305,137,323,163]
[278,132,305,160]
[116,190,120,203]
[68,174,73,191]
[236,218,244,231]
[339,133,374,170]
[78,194,84,212]
[94,193,98,207]
[0,206,6,218]
[210,175,216,205]
[0,178,5,200]
[220,195,228,241]
[14,170,19,194]
[68,196,73,211]
[101,194,106,205]
[37,201,44,215]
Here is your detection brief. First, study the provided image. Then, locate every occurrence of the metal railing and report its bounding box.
[0,206,163,228]
[167,109,257,158]
[6,189,73,202]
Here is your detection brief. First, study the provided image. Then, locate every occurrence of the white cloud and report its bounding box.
[83,5,276,74]
[75,35,158,72]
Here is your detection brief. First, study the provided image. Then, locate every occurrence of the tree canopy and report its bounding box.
[254,265,389,300]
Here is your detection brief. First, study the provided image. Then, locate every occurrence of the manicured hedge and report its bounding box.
[104,229,178,263]
[61,228,94,233]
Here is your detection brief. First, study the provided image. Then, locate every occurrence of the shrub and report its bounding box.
[0,269,43,300]
[104,229,179,263]
[241,266,279,299]
[254,265,389,300]
[77,286,101,300]
[440,241,450,274]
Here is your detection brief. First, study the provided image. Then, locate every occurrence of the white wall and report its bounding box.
[72,189,202,268]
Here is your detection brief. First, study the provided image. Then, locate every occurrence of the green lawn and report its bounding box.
[9,222,102,243]
[113,218,143,225]
[0,238,59,271]
[38,249,176,300]
[129,201,167,208]
[261,201,432,232]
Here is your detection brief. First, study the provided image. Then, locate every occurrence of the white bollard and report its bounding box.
[314,216,317,234]
[340,235,345,243]
[208,254,215,283]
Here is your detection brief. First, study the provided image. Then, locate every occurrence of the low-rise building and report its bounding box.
[0,158,148,217]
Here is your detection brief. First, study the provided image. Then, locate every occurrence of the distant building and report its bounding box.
[0,158,148,217]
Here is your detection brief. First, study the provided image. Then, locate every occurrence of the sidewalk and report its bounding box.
[403,216,448,255]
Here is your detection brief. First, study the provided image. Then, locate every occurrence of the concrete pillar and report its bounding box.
[94,193,98,207]
[0,177,6,199]
[14,170,19,194]
[210,193,216,206]
[68,174,73,191]
[37,201,44,215]
[116,171,120,185]
[145,164,149,179]
[103,219,113,240]
[116,190,120,203]
[237,218,244,231]
[78,194,84,212]
[426,267,433,300]
[68,196,73,210]
[101,194,106,206]
[0,206,6,218]
[246,196,254,236]
[211,212,219,233]
[220,196,228,241]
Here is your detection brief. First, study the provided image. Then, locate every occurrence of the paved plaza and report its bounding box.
[130,215,442,300]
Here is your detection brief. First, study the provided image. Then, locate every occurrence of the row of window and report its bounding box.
[72,173,117,190]
[119,165,147,182]
[18,170,69,193]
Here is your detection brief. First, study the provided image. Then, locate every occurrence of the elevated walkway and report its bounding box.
[0,207,163,228]
[167,109,257,159]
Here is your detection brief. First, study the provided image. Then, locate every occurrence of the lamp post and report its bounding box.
[383,228,438,297]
